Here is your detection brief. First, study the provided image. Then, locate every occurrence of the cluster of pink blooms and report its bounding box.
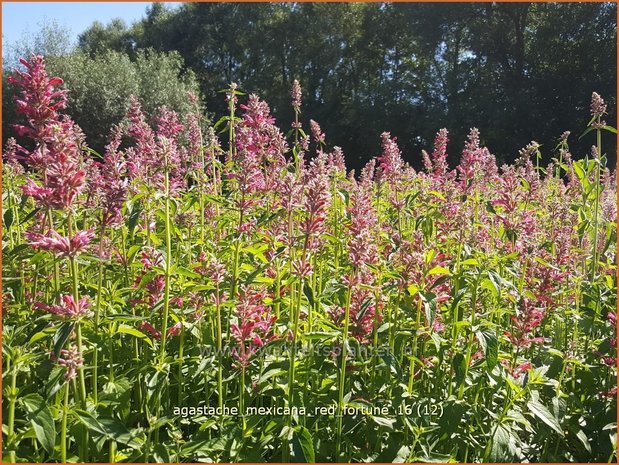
[457,127,499,191]
[590,91,607,128]
[501,359,532,380]
[503,298,546,349]
[231,286,278,367]
[53,346,84,381]
[291,79,302,115]
[131,248,166,307]
[295,153,332,277]
[4,56,615,403]
[26,229,94,258]
[421,128,450,179]
[95,125,128,228]
[35,295,90,319]
[140,321,162,340]
[8,57,100,379]
[11,57,87,208]
[230,95,288,200]
[329,180,382,343]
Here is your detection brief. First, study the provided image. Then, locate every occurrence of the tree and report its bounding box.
[3,49,202,154]
[12,2,618,169]
[77,19,135,58]
[2,19,73,69]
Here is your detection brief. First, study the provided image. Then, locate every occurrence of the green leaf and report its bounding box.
[19,206,42,226]
[527,399,563,436]
[452,353,466,386]
[53,321,74,358]
[356,297,373,323]
[485,201,497,214]
[489,424,511,462]
[423,296,437,331]
[21,393,56,454]
[303,283,315,308]
[257,368,288,386]
[116,325,154,348]
[290,426,315,463]
[371,415,396,429]
[578,126,595,140]
[575,428,591,454]
[407,284,419,296]
[4,209,14,230]
[28,321,53,345]
[381,352,402,378]
[127,200,142,236]
[303,331,339,341]
[427,190,445,200]
[175,266,201,280]
[476,329,498,370]
[572,160,588,183]
[74,410,141,449]
[428,266,449,276]
[45,367,65,398]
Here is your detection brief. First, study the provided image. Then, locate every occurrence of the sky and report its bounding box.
[2,2,180,51]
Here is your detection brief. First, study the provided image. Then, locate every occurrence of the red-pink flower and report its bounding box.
[501,360,532,379]
[601,386,617,398]
[591,92,607,128]
[309,119,325,144]
[167,322,182,338]
[140,321,162,340]
[53,346,84,381]
[429,128,449,177]
[27,229,94,257]
[231,286,278,367]
[291,79,302,113]
[21,147,87,210]
[8,55,67,137]
[504,298,545,349]
[348,182,379,269]
[35,295,90,319]
[377,132,404,184]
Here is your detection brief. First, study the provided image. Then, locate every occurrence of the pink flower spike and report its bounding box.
[167,322,182,338]
[35,295,90,319]
[55,346,83,381]
[26,229,94,258]
[139,321,162,340]
[291,79,302,113]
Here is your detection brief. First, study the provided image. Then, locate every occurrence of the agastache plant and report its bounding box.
[2,54,616,464]
[9,54,94,460]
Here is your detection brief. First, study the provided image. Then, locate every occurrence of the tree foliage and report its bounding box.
[4,2,616,168]
[3,47,201,153]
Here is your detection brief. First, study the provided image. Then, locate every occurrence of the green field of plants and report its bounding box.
[2,55,617,463]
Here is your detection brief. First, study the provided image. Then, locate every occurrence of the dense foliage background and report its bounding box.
[3,2,617,170]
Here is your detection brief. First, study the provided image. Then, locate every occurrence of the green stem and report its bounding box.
[459,272,482,400]
[335,282,353,462]
[177,325,185,405]
[283,276,304,461]
[408,296,424,394]
[240,366,246,433]
[591,126,602,282]
[229,202,245,342]
[61,381,70,463]
[93,222,106,405]
[215,282,224,412]
[68,255,87,400]
[7,363,17,463]
[159,163,173,363]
